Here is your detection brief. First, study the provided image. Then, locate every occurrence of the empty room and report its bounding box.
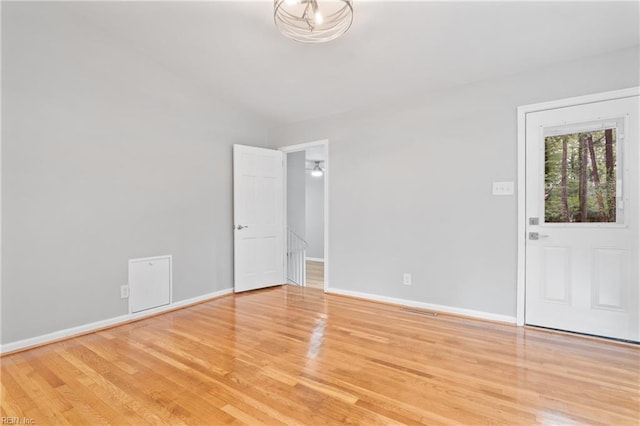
[1,1,639,424]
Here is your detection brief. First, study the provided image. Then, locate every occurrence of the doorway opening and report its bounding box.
[280,140,329,291]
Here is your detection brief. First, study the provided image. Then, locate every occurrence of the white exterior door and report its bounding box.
[525,95,639,341]
[233,144,285,293]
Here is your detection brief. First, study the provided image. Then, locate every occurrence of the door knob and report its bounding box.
[236,225,248,230]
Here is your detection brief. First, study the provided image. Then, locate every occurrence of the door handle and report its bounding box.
[236,225,249,230]
[529,232,549,240]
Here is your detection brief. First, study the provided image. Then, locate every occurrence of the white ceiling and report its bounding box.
[60,0,639,127]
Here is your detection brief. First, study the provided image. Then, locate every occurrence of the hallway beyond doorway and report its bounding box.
[306,260,324,289]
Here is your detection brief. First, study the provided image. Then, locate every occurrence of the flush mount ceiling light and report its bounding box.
[310,161,324,177]
[274,0,354,43]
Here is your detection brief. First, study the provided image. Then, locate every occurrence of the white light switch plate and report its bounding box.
[492,181,514,195]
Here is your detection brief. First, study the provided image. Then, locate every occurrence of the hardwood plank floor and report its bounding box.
[1,285,638,425]
[305,260,324,289]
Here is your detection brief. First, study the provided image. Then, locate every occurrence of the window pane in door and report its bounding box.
[544,127,617,223]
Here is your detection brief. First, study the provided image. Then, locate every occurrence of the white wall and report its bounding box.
[286,151,306,238]
[1,3,270,344]
[269,47,640,318]
[305,172,324,259]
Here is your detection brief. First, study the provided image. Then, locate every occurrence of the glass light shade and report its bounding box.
[274,0,353,43]
[311,162,324,177]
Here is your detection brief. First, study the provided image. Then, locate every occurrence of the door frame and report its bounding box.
[516,87,640,326]
[279,140,329,292]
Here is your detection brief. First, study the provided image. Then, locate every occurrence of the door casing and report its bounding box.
[279,140,329,292]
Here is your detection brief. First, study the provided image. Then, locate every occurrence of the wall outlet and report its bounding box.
[403,273,412,286]
[120,285,130,299]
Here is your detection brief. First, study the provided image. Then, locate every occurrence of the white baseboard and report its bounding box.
[0,288,233,355]
[326,288,516,324]
[306,257,324,262]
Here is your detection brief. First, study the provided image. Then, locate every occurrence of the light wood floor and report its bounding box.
[1,286,638,425]
[305,260,324,289]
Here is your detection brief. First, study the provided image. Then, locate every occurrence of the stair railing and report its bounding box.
[286,228,308,286]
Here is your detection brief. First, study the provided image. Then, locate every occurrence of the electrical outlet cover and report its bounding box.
[403,273,412,286]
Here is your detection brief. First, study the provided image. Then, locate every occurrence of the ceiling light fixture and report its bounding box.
[311,161,324,177]
[274,0,354,43]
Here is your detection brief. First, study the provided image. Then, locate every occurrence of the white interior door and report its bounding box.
[233,144,285,293]
[525,95,639,341]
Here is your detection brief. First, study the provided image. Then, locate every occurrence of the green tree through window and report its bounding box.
[545,128,617,223]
